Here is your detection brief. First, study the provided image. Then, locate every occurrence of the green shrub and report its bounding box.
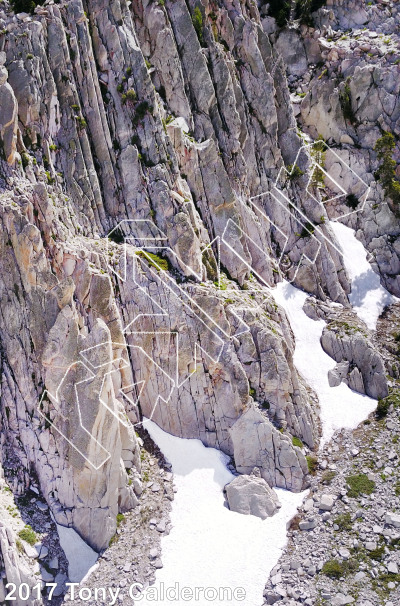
[116,513,125,527]
[306,455,318,475]
[334,512,352,531]
[310,136,326,188]
[122,89,136,104]
[346,473,375,497]
[340,78,356,124]
[374,131,400,210]
[16,539,24,553]
[321,470,336,485]
[18,525,37,546]
[322,559,345,579]
[21,152,30,168]
[132,101,152,125]
[287,164,304,180]
[267,0,291,27]
[45,171,55,185]
[300,222,315,238]
[376,397,390,419]
[136,250,169,271]
[75,116,87,129]
[369,545,385,561]
[292,436,303,448]
[192,6,204,45]
[294,0,327,25]
[10,0,39,13]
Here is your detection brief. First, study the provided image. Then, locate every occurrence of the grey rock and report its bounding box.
[299,518,318,531]
[385,513,400,527]
[53,573,68,597]
[387,561,399,574]
[319,494,335,511]
[225,474,281,520]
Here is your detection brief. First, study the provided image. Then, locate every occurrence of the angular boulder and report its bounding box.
[225,473,281,520]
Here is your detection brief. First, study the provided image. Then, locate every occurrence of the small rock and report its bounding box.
[156,520,166,533]
[35,543,48,560]
[339,548,350,560]
[331,593,354,605]
[149,548,158,560]
[264,591,280,605]
[40,567,54,583]
[299,518,317,531]
[340,134,355,145]
[23,543,39,559]
[303,498,314,512]
[385,512,400,528]
[388,562,398,574]
[53,573,68,597]
[319,494,335,512]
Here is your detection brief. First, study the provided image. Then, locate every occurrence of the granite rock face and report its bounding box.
[0,0,397,578]
[321,322,388,399]
[0,518,42,606]
[277,0,400,297]
[0,0,331,556]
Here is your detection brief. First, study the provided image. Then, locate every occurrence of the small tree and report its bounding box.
[310,136,326,188]
[11,0,37,13]
[268,0,291,27]
[374,131,400,210]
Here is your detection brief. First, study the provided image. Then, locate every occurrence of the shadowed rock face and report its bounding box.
[321,322,388,400]
[0,0,397,559]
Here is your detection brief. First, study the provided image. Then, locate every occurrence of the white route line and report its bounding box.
[40,140,375,466]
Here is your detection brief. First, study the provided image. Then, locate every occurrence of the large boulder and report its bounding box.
[225,471,281,520]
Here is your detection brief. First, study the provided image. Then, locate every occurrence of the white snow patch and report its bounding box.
[330,221,396,329]
[142,419,306,606]
[56,524,98,583]
[272,281,377,445]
